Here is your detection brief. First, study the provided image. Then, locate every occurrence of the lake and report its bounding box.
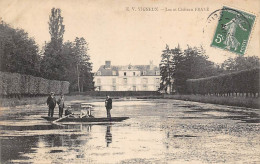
[0,99,259,163]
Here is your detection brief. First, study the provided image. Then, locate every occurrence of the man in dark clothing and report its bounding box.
[57,94,65,118]
[47,92,56,117]
[105,95,112,119]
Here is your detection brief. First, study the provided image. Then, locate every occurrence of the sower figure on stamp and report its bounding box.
[105,95,112,120]
[57,94,65,118]
[223,14,247,51]
[47,92,56,117]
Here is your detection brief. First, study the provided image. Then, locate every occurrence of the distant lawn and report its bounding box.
[1,94,259,109]
[0,96,47,107]
[164,94,260,109]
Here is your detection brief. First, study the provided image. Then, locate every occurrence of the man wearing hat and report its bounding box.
[105,95,112,120]
[47,92,56,117]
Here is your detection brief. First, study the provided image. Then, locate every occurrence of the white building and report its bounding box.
[94,61,161,91]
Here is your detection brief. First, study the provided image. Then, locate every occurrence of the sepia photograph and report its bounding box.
[0,0,259,163]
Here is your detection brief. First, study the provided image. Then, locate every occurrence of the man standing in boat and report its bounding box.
[105,95,112,120]
[47,92,56,117]
[57,94,65,118]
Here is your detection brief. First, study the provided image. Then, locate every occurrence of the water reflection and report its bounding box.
[65,124,92,132]
[105,125,112,147]
[41,135,64,147]
[0,136,38,162]
[1,100,260,163]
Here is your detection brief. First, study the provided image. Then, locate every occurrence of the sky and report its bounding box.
[0,0,259,71]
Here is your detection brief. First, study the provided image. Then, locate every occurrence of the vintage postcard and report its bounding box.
[0,0,259,163]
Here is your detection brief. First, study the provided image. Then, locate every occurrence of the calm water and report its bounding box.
[0,99,259,163]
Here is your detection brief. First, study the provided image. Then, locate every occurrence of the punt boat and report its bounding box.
[41,116,129,122]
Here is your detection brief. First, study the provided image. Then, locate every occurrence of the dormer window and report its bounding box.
[97,71,101,75]
[133,72,136,76]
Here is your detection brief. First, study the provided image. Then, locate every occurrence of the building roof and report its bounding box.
[95,64,160,76]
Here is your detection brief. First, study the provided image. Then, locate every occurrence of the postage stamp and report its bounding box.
[211,6,256,55]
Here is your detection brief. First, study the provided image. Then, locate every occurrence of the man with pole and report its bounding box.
[105,95,112,120]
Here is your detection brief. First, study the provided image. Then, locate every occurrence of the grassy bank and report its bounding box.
[0,97,48,107]
[1,94,259,109]
[0,95,95,107]
[164,94,260,109]
[0,95,113,107]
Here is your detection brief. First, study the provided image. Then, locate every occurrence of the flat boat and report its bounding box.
[41,116,129,122]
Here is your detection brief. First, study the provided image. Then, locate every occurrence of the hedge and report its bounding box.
[0,71,70,96]
[186,68,259,97]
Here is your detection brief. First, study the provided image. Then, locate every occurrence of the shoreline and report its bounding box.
[0,94,259,109]
[163,94,260,109]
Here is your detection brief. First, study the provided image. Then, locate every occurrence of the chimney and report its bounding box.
[105,61,111,69]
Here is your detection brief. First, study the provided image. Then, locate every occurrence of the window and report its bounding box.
[133,72,136,76]
[124,72,126,76]
[143,71,146,75]
[123,78,127,85]
[156,78,160,83]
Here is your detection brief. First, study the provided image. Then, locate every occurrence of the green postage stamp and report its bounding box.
[211,6,256,55]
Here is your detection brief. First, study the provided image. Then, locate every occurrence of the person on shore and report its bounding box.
[57,94,65,118]
[105,95,112,120]
[47,92,56,117]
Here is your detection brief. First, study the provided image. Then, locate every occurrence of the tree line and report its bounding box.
[186,68,259,97]
[0,8,94,92]
[159,44,260,94]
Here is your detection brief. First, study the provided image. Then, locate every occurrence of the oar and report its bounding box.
[53,114,73,123]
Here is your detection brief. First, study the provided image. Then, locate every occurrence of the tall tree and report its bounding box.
[73,37,93,92]
[59,38,94,92]
[41,8,65,80]
[171,45,184,93]
[0,21,41,76]
[48,8,65,51]
[174,46,219,93]
[159,45,174,93]
[159,44,221,94]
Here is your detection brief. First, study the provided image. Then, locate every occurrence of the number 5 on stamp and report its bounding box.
[211,6,256,55]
